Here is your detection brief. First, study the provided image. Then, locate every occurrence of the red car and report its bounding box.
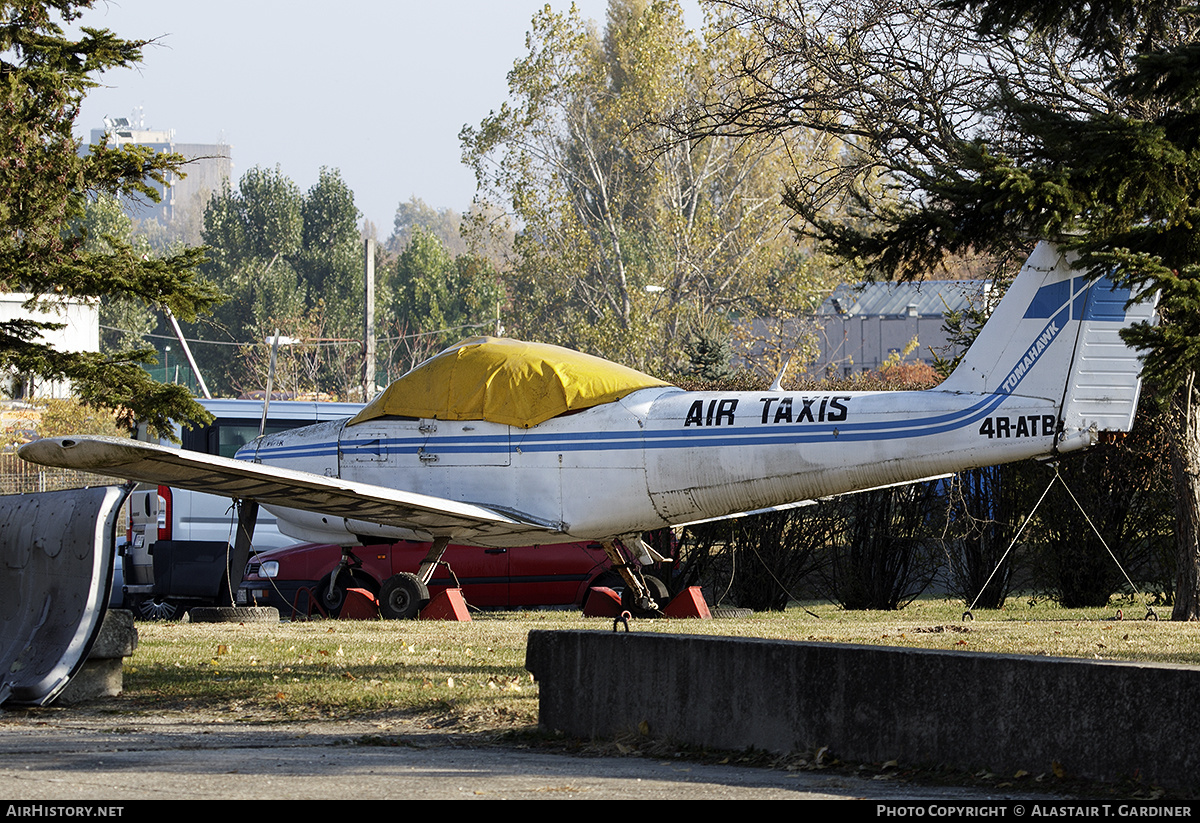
[237,539,622,618]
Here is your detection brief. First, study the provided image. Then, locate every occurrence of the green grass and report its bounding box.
[116,595,1200,733]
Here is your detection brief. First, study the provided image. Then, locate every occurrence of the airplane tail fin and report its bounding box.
[938,241,1156,443]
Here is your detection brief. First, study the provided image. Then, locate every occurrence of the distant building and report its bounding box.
[739,279,993,378]
[88,115,232,225]
[0,294,99,400]
[810,279,992,376]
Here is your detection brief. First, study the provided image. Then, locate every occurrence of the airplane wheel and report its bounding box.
[621,574,669,616]
[644,574,670,601]
[379,573,430,620]
[319,576,347,614]
[318,571,377,617]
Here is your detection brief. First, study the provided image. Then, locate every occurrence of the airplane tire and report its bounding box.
[318,571,377,618]
[644,574,670,601]
[379,573,430,620]
[621,574,670,616]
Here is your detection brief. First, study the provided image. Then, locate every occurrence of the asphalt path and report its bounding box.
[0,711,1076,801]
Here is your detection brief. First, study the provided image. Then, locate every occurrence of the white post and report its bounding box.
[363,238,376,400]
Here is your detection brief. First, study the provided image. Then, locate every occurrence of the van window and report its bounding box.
[181,419,315,458]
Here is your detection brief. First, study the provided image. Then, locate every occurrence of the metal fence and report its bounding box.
[0,452,122,496]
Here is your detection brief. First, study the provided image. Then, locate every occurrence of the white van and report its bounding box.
[124,398,363,618]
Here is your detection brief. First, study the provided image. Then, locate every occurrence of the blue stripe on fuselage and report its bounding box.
[248,389,1016,462]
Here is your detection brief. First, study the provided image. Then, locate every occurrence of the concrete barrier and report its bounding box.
[526,630,1200,793]
[57,609,137,704]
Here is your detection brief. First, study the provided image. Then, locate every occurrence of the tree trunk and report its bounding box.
[1170,376,1200,620]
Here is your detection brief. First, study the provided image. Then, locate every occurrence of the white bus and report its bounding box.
[124,399,363,618]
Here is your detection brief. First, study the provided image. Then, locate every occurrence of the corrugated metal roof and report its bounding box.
[818,280,991,317]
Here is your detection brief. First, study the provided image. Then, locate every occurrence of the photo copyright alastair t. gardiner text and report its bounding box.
[873,804,1195,818]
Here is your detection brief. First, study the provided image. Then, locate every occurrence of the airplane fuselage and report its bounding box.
[244,383,1067,547]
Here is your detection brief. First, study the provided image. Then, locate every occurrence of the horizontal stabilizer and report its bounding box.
[1059,278,1156,435]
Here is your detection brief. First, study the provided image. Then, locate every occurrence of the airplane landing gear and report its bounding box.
[621,573,669,617]
[379,572,429,619]
[601,538,666,616]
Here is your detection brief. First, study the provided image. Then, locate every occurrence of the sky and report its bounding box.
[73,0,702,237]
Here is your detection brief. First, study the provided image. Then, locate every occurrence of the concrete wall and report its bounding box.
[526,630,1200,793]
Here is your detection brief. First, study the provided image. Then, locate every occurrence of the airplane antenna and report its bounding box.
[769,357,791,392]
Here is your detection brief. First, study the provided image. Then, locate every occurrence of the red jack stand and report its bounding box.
[582,587,623,617]
[340,587,380,620]
[663,586,711,619]
[583,586,712,619]
[419,588,471,621]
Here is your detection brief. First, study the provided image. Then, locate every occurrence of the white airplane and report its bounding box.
[20,242,1155,616]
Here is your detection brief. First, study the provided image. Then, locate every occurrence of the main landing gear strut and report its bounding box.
[377,535,451,619]
[324,535,454,620]
[601,536,670,615]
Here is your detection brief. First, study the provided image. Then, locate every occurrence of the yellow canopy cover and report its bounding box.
[349,337,671,429]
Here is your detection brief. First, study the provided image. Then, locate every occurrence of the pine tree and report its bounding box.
[683,323,734,382]
[794,0,1200,618]
[0,1,221,435]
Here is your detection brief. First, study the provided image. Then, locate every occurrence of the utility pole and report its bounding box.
[164,307,212,399]
[363,238,376,400]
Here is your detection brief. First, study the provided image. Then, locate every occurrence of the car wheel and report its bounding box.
[379,573,430,620]
[589,571,624,590]
[582,571,624,608]
[133,597,184,621]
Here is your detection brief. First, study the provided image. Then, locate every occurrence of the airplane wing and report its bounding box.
[18,436,537,538]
